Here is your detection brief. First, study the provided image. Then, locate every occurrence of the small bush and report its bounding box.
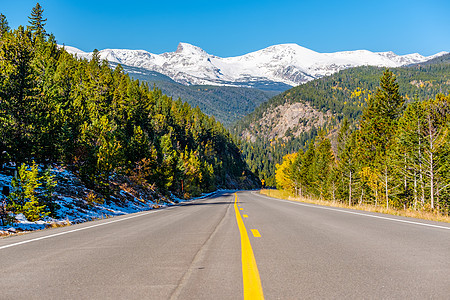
[85,191,104,206]
[7,162,50,221]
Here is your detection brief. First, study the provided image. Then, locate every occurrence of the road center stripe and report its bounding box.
[234,193,264,300]
[251,229,261,237]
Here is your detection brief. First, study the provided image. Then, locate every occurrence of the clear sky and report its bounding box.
[1,0,449,56]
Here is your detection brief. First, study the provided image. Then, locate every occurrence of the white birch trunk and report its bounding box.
[413,170,417,210]
[348,170,352,206]
[385,165,389,209]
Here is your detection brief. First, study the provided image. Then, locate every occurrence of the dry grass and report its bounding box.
[260,189,450,224]
[45,220,72,229]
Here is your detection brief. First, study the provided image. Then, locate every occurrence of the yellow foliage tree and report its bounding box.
[359,166,382,206]
[275,153,298,191]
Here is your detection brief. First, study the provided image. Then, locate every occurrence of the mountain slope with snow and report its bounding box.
[62,43,447,88]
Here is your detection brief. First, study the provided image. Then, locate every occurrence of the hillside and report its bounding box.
[64,44,447,127]
[234,62,450,141]
[234,60,450,185]
[0,17,260,228]
[409,52,450,66]
[114,63,278,127]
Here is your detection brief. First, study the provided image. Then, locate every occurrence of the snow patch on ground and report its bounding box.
[0,166,217,235]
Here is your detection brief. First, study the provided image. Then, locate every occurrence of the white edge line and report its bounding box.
[253,192,450,231]
[0,209,160,250]
[0,194,215,250]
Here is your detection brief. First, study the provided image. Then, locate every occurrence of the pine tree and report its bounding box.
[395,101,425,209]
[0,8,260,200]
[337,128,359,205]
[28,3,48,37]
[39,166,58,217]
[376,69,404,120]
[299,140,317,197]
[315,133,334,199]
[7,162,49,221]
[0,13,10,37]
[358,70,404,208]
[0,26,37,164]
[420,94,450,209]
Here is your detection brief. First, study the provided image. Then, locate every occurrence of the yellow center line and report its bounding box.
[240,208,243,210]
[251,229,261,238]
[243,214,248,218]
[234,193,264,300]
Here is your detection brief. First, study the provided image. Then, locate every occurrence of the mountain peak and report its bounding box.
[62,43,447,87]
[175,42,208,56]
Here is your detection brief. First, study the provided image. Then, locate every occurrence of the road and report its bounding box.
[0,191,449,299]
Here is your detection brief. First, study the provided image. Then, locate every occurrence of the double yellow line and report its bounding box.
[234,193,264,299]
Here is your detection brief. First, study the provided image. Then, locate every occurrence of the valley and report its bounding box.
[62,44,447,127]
[1,2,450,300]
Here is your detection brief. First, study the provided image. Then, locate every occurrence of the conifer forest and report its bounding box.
[1,3,449,223]
[0,4,258,221]
[274,70,450,214]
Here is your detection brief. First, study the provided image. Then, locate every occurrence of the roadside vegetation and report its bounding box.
[260,189,450,223]
[273,70,450,219]
[235,60,450,186]
[0,4,258,225]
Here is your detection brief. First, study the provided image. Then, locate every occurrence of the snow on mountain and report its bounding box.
[61,43,448,87]
[61,45,90,58]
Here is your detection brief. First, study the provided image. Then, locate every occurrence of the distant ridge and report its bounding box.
[62,43,447,89]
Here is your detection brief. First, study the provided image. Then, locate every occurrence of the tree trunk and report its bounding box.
[385,164,389,209]
[348,170,352,206]
[418,119,425,207]
[427,115,435,210]
[404,153,407,197]
[332,182,336,202]
[430,152,434,209]
[413,170,417,210]
[375,188,378,207]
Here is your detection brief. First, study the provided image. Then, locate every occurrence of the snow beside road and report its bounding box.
[0,166,217,235]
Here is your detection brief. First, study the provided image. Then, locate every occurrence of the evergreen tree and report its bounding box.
[39,166,58,217]
[394,100,425,209]
[0,8,261,203]
[357,69,404,208]
[0,13,10,37]
[7,162,50,221]
[298,140,317,197]
[420,95,450,209]
[335,119,361,205]
[314,133,334,199]
[0,26,37,164]
[28,3,48,37]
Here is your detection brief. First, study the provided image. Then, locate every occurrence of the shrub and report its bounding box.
[7,162,50,221]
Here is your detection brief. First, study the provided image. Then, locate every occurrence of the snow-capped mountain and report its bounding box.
[62,43,447,88]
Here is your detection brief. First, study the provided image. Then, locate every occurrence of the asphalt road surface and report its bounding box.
[1,191,449,299]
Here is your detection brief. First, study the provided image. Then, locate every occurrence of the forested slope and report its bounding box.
[234,63,450,138]
[275,70,450,215]
[233,60,450,186]
[0,8,259,222]
[112,63,280,127]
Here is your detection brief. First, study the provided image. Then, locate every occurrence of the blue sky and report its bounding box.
[2,0,449,56]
